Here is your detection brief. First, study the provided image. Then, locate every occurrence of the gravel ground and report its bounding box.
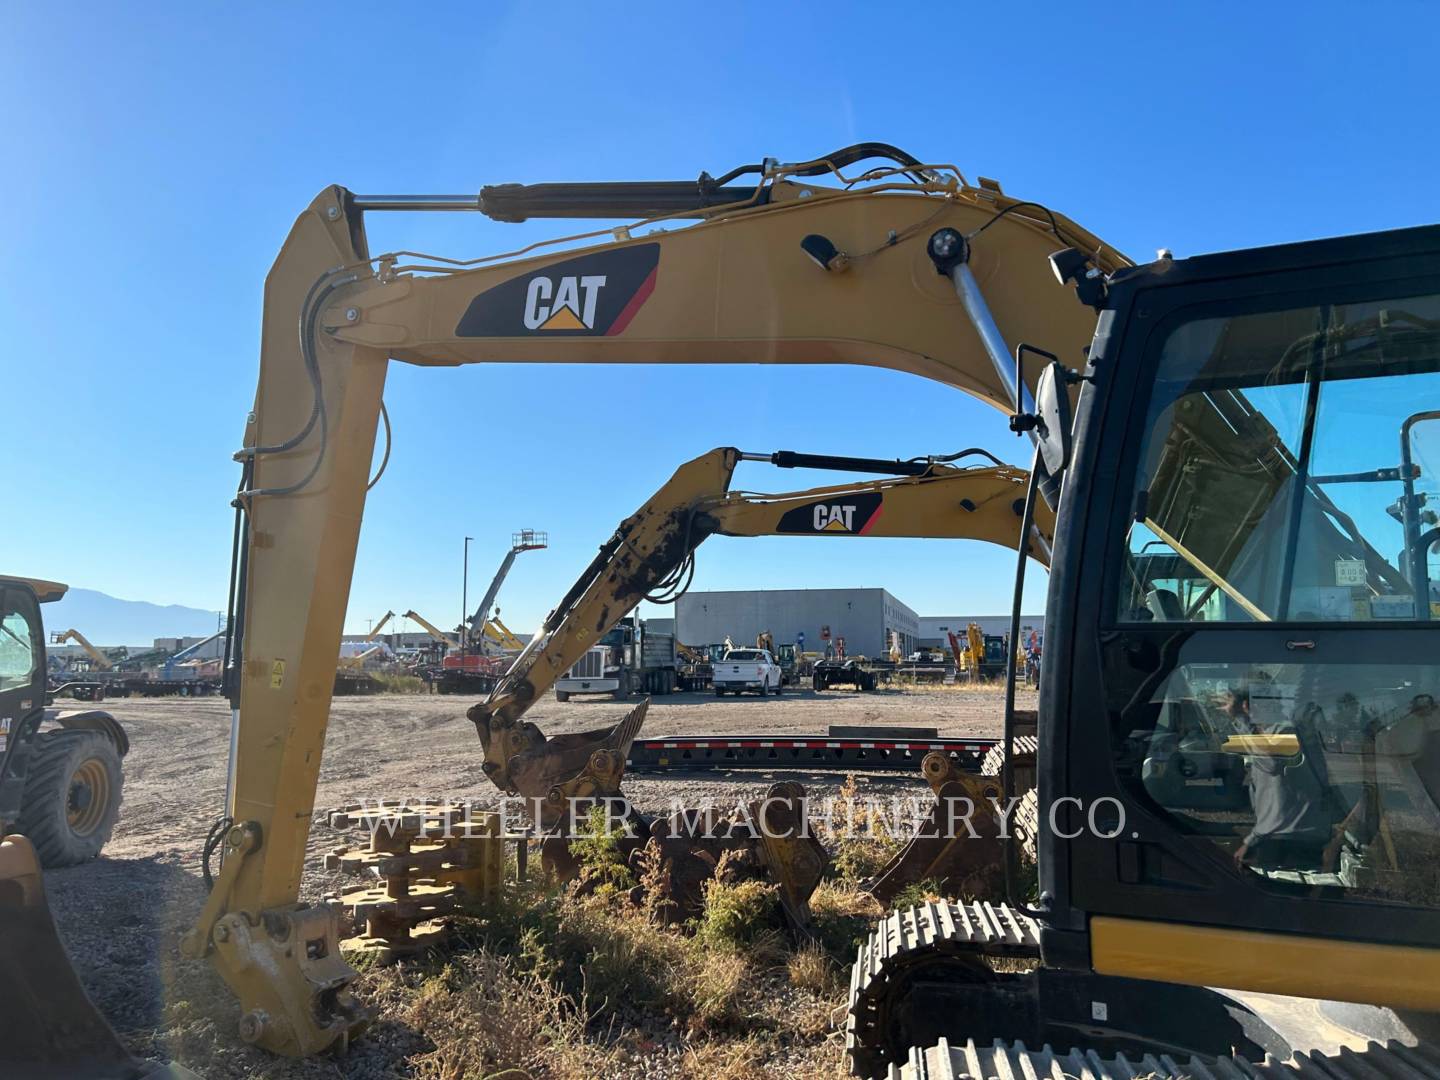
[40,684,1029,1077]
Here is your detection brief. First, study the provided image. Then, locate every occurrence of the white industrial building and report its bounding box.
[675,588,920,657]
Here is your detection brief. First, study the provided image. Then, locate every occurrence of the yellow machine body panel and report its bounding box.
[1092,917,1440,1013]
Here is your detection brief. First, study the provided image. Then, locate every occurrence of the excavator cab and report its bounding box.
[849,229,1440,1078]
[1043,226,1440,981]
[852,226,1440,1077]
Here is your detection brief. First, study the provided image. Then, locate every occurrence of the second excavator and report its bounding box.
[462,442,1052,927]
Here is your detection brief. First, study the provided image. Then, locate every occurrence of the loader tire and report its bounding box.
[555,690,570,702]
[16,730,124,867]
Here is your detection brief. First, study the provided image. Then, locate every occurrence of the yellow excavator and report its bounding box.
[48,628,115,672]
[9,144,1440,1077]
[478,613,525,651]
[471,443,1053,749]
[401,609,458,649]
[458,442,1053,910]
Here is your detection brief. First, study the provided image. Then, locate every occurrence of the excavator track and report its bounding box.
[846,901,1041,1078]
[889,1036,1440,1079]
[849,903,1440,1079]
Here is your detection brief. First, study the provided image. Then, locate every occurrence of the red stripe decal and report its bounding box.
[606,266,658,336]
[857,502,884,536]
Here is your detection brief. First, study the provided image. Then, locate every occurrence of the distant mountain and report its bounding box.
[45,588,223,648]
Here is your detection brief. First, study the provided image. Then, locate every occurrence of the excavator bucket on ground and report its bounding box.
[473,698,650,880]
[473,696,830,935]
[0,835,199,1080]
[631,779,830,937]
[866,767,1009,906]
[470,697,648,826]
[866,718,1040,906]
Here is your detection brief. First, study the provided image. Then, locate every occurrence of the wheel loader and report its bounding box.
[0,576,198,1078]
[0,577,129,866]
[12,144,1439,1077]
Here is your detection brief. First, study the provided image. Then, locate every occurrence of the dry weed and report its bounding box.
[392,948,623,1080]
[687,949,753,1030]
[825,775,904,883]
[384,816,878,1077]
[787,943,841,997]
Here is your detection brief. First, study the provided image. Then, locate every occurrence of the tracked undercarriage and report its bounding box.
[889,1035,1440,1079]
[846,898,1440,1080]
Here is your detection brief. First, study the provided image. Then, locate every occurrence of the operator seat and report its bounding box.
[1145,588,1185,622]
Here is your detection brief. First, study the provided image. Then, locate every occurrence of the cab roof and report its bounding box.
[0,576,69,604]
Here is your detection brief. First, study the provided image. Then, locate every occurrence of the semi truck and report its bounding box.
[554,616,677,700]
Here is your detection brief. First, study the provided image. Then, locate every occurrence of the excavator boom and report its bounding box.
[198,145,1125,1056]
[472,444,1053,791]
[50,628,114,671]
[401,610,458,648]
[481,616,525,651]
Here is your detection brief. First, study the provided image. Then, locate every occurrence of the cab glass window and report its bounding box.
[1117,293,1440,623]
[1111,650,1440,909]
[0,602,39,692]
[1105,285,1440,913]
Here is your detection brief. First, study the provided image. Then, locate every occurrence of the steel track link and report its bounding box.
[846,900,1042,1077]
[890,1035,1440,1079]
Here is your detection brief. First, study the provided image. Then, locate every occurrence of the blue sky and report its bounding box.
[3,3,1438,637]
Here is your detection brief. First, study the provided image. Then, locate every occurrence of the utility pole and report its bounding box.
[462,536,474,649]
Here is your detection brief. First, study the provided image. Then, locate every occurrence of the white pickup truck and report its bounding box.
[713,648,783,696]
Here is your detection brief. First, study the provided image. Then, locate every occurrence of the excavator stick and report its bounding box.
[0,835,199,1080]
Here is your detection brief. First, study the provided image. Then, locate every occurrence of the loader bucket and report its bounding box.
[0,835,200,1080]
